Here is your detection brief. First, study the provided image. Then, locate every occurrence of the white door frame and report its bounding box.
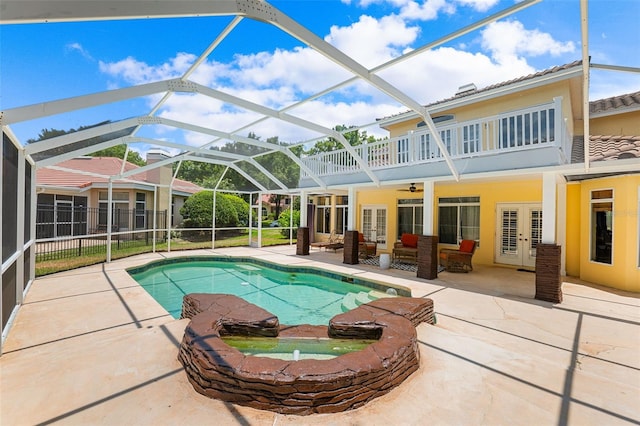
[495,203,542,268]
[361,204,387,250]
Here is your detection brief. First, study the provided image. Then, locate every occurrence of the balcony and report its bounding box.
[299,98,570,187]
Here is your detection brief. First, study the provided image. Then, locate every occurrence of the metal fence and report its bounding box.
[35,206,167,239]
[34,207,297,267]
[35,206,168,262]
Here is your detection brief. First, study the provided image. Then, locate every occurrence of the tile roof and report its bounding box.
[380,60,583,121]
[571,135,640,163]
[571,91,640,163]
[36,157,201,194]
[589,91,640,115]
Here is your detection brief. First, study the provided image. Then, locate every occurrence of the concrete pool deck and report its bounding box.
[1,246,639,425]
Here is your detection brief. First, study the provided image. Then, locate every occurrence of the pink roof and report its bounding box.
[36,157,201,194]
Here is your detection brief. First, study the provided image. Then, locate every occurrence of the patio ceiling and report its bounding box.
[2,0,550,193]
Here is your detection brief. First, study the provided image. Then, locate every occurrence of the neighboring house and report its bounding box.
[259,194,290,218]
[301,61,639,292]
[35,150,201,238]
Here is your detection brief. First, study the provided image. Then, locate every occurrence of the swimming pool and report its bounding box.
[128,256,410,325]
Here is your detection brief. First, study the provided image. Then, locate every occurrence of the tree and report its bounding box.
[304,125,377,155]
[180,190,249,228]
[278,208,300,237]
[90,145,145,166]
[174,160,234,189]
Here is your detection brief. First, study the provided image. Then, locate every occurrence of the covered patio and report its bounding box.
[1,246,638,425]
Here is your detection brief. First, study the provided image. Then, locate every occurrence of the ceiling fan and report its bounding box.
[399,183,423,193]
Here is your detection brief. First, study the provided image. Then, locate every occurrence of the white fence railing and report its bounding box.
[301,99,565,177]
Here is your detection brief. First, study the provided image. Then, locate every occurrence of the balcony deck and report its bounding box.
[300,99,570,187]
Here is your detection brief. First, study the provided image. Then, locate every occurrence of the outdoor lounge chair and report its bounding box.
[326,231,344,251]
[392,233,419,263]
[358,232,377,258]
[439,239,476,272]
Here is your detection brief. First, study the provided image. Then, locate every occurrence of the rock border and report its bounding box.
[178,293,434,415]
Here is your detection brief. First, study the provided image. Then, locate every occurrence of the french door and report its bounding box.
[361,205,387,250]
[495,203,542,268]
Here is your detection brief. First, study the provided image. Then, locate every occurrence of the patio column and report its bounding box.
[297,191,309,255]
[347,185,356,230]
[535,173,562,303]
[417,181,438,279]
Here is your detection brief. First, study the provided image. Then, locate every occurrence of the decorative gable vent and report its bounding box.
[455,83,477,96]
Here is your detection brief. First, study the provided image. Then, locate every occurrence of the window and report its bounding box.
[36,194,87,238]
[462,123,480,154]
[397,198,423,238]
[335,196,348,235]
[99,191,130,230]
[397,137,410,163]
[500,107,555,148]
[591,189,613,264]
[438,196,480,245]
[315,196,331,234]
[135,192,146,229]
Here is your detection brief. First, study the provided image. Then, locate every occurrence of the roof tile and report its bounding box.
[37,157,201,193]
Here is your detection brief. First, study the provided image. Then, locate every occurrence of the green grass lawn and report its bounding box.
[35,229,295,277]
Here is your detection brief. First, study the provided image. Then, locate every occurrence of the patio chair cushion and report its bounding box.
[358,232,365,242]
[459,239,475,253]
[400,233,418,248]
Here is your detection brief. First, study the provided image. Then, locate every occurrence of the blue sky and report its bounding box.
[1,0,639,155]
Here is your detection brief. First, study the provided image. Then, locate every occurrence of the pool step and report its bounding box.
[341,291,381,312]
[368,290,397,299]
[356,291,374,305]
[341,293,359,312]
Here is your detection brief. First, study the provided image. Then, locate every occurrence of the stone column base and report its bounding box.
[535,243,562,303]
[417,235,438,280]
[296,227,309,255]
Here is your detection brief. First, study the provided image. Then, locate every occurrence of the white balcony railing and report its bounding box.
[301,98,565,178]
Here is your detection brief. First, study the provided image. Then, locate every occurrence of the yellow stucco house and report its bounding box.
[300,61,639,292]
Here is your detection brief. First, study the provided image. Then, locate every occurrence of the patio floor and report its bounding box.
[1,246,639,425]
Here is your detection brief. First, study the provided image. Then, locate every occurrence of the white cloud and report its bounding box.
[379,46,534,104]
[66,42,94,61]
[455,0,499,13]
[325,14,420,68]
[97,10,578,152]
[348,0,496,17]
[99,52,197,85]
[480,20,575,64]
[398,0,455,21]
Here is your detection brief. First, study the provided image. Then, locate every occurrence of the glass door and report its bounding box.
[495,203,542,268]
[361,205,387,249]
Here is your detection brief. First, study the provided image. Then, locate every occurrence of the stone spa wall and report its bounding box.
[178,293,435,415]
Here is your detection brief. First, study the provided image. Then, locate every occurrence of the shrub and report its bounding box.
[180,191,249,229]
[278,209,300,237]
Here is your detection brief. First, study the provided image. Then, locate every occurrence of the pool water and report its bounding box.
[221,336,377,360]
[129,259,392,325]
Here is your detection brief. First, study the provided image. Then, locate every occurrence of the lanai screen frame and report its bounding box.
[0,0,616,353]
